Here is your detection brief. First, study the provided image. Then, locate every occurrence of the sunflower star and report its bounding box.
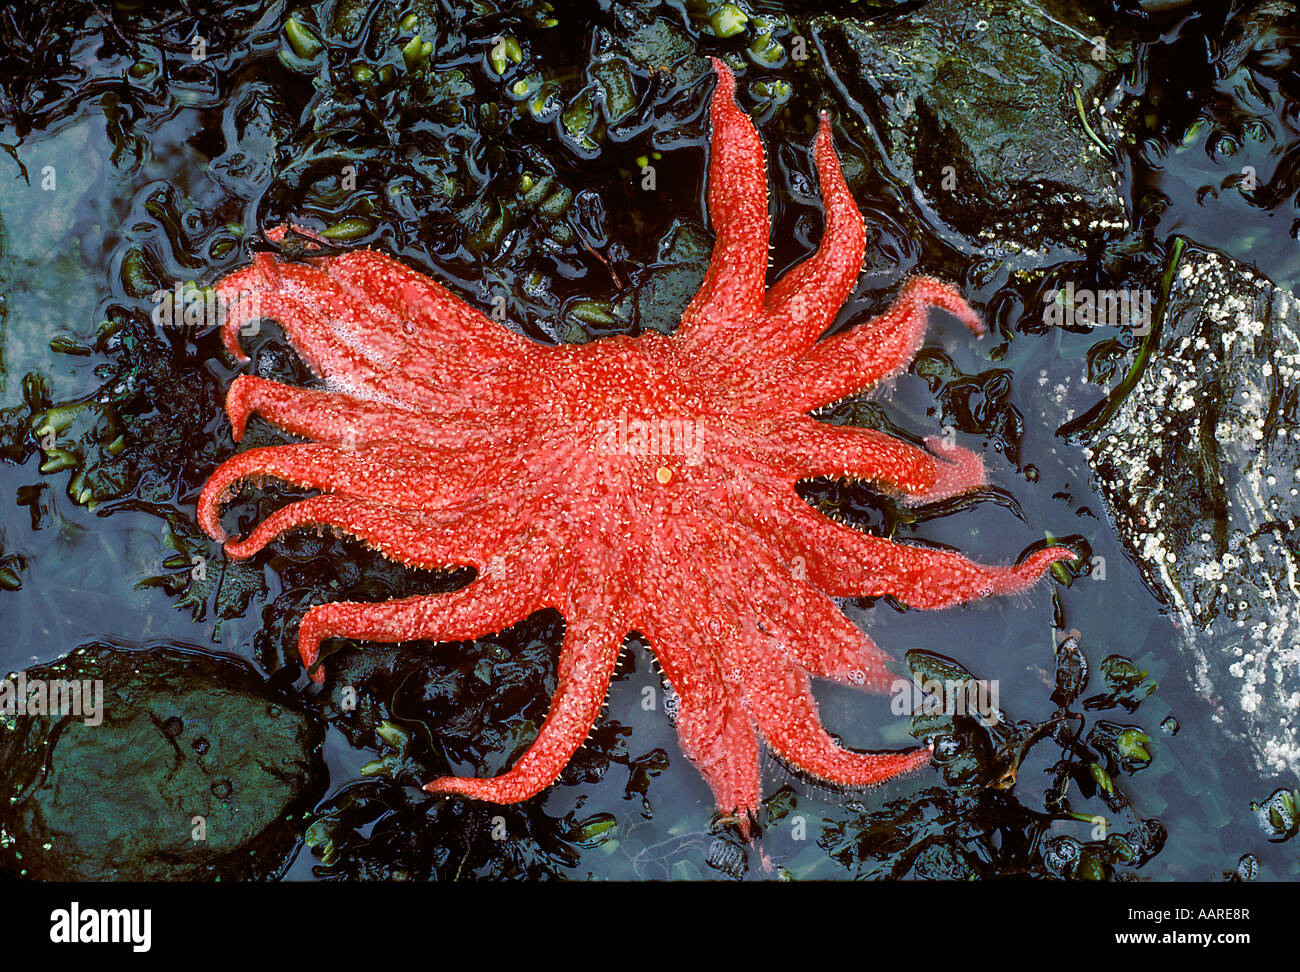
[197,59,1072,834]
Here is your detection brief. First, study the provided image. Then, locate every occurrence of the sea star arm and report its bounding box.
[424,610,624,803]
[843,538,1075,608]
[218,278,481,413]
[672,672,760,835]
[637,522,763,831]
[754,113,867,362]
[643,618,761,833]
[317,248,540,367]
[729,479,1071,603]
[674,505,894,690]
[222,228,536,372]
[771,276,985,412]
[736,640,932,785]
[224,375,499,447]
[296,543,558,682]
[676,59,769,346]
[767,418,985,502]
[197,442,507,538]
[219,494,511,570]
[715,522,899,690]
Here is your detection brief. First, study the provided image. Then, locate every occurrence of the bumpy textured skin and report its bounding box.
[197,60,1072,833]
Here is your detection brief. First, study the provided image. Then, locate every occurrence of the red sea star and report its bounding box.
[197,59,1072,834]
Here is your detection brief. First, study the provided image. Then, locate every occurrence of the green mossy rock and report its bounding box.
[0,643,326,880]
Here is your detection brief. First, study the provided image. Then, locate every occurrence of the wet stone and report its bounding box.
[810,0,1129,259]
[633,218,710,336]
[0,643,326,880]
[1083,242,1300,779]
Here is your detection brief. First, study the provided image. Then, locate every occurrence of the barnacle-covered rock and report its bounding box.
[1081,242,1300,779]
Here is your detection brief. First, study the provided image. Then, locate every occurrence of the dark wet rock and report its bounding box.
[1082,242,1300,777]
[809,0,1130,258]
[1217,1,1298,77]
[632,218,709,335]
[0,643,325,880]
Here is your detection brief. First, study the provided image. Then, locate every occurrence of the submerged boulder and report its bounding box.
[810,0,1130,258]
[1081,241,1300,778]
[0,643,325,880]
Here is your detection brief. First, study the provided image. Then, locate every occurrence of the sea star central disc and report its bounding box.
[197,59,1072,833]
